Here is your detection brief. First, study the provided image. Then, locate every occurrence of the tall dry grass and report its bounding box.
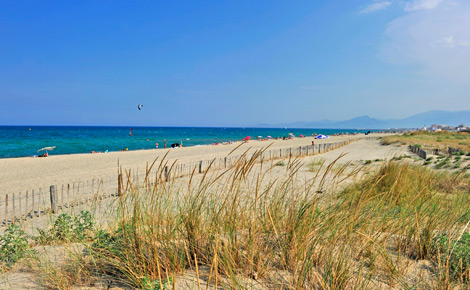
[83,148,470,289]
[382,131,470,151]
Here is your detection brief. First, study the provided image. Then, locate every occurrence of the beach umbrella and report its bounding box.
[267,136,272,138]
[37,146,56,153]
[244,136,251,141]
[314,134,329,139]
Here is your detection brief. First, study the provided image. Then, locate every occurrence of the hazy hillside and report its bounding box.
[258,110,470,129]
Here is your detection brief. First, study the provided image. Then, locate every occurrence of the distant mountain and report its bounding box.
[389,110,470,128]
[257,110,470,129]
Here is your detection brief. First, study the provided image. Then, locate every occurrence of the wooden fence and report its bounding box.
[409,146,465,159]
[0,137,377,227]
[409,145,427,160]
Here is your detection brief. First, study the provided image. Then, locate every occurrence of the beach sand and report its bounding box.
[0,133,394,194]
[0,135,412,289]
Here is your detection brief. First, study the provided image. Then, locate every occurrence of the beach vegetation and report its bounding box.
[0,224,31,268]
[308,158,326,171]
[36,211,94,244]
[274,161,285,166]
[453,161,462,169]
[77,155,470,288]
[432,232,470,281]
[382,131,470,151]
[7,147,470,289]
[392,155,411,161]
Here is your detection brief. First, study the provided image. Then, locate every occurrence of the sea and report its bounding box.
[0,126,377,158]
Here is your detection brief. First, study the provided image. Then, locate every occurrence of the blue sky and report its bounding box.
[1,0,469,127]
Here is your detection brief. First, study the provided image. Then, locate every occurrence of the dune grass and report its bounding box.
[80,152,470,289]
[382,131,470,151]
[4,147,470,289]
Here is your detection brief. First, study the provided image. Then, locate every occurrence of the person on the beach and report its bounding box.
[155,142,159,148]
[164,140,167,148]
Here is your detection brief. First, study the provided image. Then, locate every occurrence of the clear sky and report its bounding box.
[1,0,469,127]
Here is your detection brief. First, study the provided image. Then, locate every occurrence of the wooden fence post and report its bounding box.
[199,160,203,173]
[18,192,22,220]
[5,194,8,223]
[50,185,57,213]
[118,174,122,196]
[32,190,35,217]
[26,191,29,218]
[38,189,42,217]
[12,192,15,223]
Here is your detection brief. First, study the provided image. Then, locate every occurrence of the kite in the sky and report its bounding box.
[138,104,143,110]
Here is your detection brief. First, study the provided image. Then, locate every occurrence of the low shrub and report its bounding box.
[0,224,30,267]
[432,233,470,281]
[37,211,94,244]
[275,161,285,167]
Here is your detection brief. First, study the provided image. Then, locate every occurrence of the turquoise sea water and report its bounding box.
[0,126,377,158]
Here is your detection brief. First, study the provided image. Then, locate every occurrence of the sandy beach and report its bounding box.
[0,133,393,194]
[1,134,414,289]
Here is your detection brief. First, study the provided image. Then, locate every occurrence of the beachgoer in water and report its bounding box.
[164,140,167,148]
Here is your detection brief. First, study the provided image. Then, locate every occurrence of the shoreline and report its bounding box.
[0,126,394,159]
[0,133,392,194]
